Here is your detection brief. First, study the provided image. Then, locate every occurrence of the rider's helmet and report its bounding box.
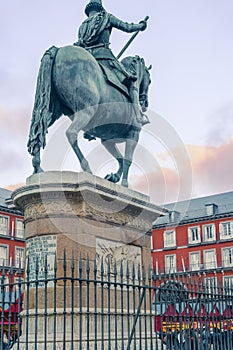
[85,0,105,16]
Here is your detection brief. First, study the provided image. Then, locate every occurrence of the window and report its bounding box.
[219,221,233,240]
[14,277,24,291]
[164,230,176,248]
[203,224,216,242]
[165,254,176,274]
[169,211,180,223]
[204,249,217,269]
[188,226,201,244]
[0,276,9,292]
[204,277,218,290]
[189,251,200,271]
[205,204,218,216]
[0,216,9,235]
[15,219,24,239]
[14,247,25,268]
[223,276,233,288]
[222,247,233,268]
[0,245,8,266]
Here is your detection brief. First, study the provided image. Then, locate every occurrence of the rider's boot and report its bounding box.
[129,84,150,126]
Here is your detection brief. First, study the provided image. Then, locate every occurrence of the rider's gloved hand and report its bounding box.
[139,20,147,31]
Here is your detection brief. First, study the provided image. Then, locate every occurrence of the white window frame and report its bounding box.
[164,230,176,248]
[0,244,9,266]
[203,224,216,242]
[204,249,217,269]
[14,247,25,268]
[219,221,233,240]
[222,247,233,268]
[188,226,201,244]
[165,254,176,274]
[15,219,24,239]
[189,251,201,271]
[0,215,9,236]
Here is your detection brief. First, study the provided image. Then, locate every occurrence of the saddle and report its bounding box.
[73,43,132,99]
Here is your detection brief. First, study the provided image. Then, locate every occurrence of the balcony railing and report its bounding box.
[163,259,233,274]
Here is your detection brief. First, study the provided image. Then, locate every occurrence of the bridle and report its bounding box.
[139,66,151,109]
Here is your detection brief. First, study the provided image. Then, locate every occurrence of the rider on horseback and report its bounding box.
[74,0,149,126]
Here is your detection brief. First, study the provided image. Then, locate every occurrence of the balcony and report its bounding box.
[161,259,233,275]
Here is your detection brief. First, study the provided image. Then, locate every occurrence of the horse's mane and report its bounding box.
[121,55,145,72]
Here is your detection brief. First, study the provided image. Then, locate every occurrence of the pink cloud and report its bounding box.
[132,139,233,205]
[132,168,184,205]
[5,183,25,191]
[0,107,31,137]
[187,140,233,196]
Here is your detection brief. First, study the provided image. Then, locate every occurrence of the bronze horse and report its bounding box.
[27,45,151,187]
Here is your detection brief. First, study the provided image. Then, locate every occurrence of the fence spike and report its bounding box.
[126,260,130,281]
[63,249,67,270]
[132,261,135,282]
[44,254,48,276]
[94,256,97,279]
[100,256,104,279]
[71,251,75,270]
[79,253,83,276]
[26,255,30,274]
[113,259,117,281]
[137,263,141,283]
[86,255,90,275]
[35,255,39,276]
[148,265,152,283]
[120,259,123,279]
[54,252,57,273]
[107,256,111,278]
[142,265,146,283]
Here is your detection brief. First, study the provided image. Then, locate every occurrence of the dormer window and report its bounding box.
[169,211,180,223]
[205,203,218,216]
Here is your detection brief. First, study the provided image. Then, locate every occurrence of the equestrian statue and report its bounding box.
[27,0,152,187]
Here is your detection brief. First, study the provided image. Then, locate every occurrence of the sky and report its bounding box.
[0,0,233,206]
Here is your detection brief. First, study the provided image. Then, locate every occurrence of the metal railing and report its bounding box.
[164,258,233,274]
[0,254,233,349]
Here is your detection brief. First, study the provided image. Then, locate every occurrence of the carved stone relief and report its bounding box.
[96,237,142,283]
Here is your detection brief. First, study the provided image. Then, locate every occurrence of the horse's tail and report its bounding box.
[27,46,60,156]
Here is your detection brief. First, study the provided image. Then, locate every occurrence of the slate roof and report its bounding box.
[0,188,11,207]
[153,191,233,228]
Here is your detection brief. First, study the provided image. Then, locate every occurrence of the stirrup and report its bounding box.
[138,113,150,126]
[83,132,96,141]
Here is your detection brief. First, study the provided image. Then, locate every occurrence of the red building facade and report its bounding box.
[0,188,25,279]
[152,191,233,287]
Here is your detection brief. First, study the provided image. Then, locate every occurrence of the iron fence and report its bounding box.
[0,254,233,349]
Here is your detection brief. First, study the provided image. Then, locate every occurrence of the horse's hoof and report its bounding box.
[33,167,44,174]
[121,179,128,187]
[105,173,120,183]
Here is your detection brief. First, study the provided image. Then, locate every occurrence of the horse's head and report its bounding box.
[122,56,152,112]
[137,58,152,112]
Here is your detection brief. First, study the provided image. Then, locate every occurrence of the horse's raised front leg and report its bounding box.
[32,145,44,174]
[66,108,97,173]
[122,130,140,187]
[101,140,124,183]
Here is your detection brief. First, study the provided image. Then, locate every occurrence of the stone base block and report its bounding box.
[15,308,159,350]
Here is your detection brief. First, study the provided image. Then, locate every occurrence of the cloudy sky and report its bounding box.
[1,0,233,205]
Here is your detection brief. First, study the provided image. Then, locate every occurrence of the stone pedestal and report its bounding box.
[12,171,167,349]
